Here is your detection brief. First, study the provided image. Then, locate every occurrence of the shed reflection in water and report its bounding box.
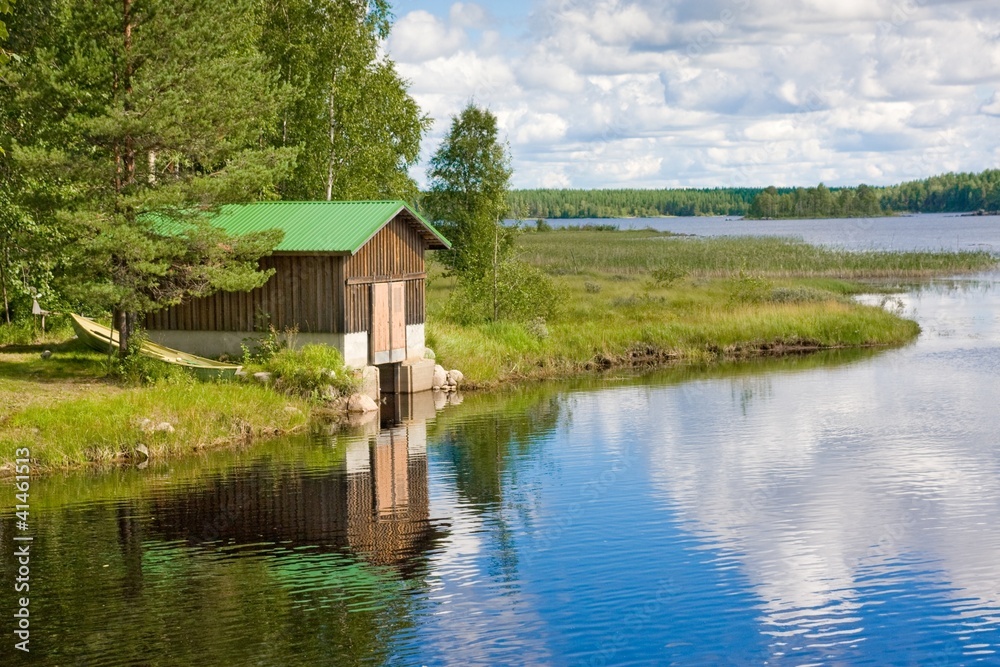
[140,393,443,574]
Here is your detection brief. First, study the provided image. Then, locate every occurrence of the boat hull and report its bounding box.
[70,314,242,381]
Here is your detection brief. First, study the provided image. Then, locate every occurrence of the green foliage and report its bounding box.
[241,322,290,364]
[2,0,295,354]
[423,104,514,276]
[880,169,1000,213]
[445,261,560,326]
[747,183,884,219]
[556,223,621,231]
[768,286,837,304]
[1,381,309,468]
[534,218,553,232]
[0,314,73,346]
[247,344,358,400]
[422,103,561,326]
[259,0,428,201]
[727,273,774,303]
[650,266,687,287]
[106,328,193,385]
[509,187,769,218]
[511,169,1000,221]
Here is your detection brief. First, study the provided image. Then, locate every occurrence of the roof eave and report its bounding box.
[346,203,452,254]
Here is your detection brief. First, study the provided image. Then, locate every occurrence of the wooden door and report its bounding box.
[372,280,407,365]
[372,282,390,364]
[390,281,406,363]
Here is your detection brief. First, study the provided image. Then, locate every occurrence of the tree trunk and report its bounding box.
[325,69,340,201]
[492,222,499,321]
[326,88,336,201]
[116,309,130,361]
[0,246,10,324]
[122,0,135,187]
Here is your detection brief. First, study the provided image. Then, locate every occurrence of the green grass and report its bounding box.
[425,231,995,386]
[242,344,358,399]
[0,341,311,473]
[0,381,309,471]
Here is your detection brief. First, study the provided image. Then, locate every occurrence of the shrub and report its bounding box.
[526,317,549,339]
[650,266,686,287]
[445,260,561,325]
[241,323,294,364]
[251,344,358,400]
[535,218,553,232]
[584,281,602,294]
[109,329,194,386]
[728,272,774,303]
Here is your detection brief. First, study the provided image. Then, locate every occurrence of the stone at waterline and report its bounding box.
[433,365,447,388]
[347,393,379,413]
[446,369,464,386]
[345,409,379,428]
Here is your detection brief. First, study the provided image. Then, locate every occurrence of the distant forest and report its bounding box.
[508,169,1000,219]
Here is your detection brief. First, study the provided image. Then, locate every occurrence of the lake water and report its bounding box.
[542,212,1000,252]
[4,221,1000,665]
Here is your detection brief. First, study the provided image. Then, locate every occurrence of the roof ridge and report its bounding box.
[230,200,405,205]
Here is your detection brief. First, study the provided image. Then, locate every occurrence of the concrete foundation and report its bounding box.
[379,358,436,395]
[146,330,351,359]
[343,331,370,369]
[146,329,374,369]
[405,324,426,360]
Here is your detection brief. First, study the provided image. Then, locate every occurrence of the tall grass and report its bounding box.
[0,315,76,346]
[517,231,997,277]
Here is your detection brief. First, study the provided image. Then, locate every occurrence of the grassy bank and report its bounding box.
[426,231,996,386]
[0,342,311,473]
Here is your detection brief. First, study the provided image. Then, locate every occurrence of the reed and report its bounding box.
[517,231,997,278]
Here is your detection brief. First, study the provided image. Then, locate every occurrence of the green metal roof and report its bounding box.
[202,201,450,253]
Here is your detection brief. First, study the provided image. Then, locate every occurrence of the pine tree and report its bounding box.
[4,0,295,356]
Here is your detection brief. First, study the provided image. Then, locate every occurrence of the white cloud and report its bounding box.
[388,10,467,62]
[393,0,1000,189]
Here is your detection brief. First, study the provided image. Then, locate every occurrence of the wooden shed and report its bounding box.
[144,201,450,373]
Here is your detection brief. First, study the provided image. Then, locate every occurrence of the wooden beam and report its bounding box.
[346,272,426,286]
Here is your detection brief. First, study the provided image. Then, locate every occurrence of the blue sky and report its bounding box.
[385,1,1000,189]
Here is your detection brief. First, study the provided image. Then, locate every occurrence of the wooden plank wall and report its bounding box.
[145,255,345,334]
[344,215,427,333]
